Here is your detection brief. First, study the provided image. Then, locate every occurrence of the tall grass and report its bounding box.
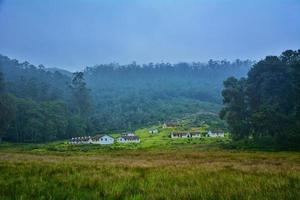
[0,148,299,200]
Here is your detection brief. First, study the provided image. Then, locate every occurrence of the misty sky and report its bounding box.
[0,0,300,71]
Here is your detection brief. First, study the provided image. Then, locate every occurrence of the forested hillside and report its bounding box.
[84,60,252,131]
[0,54,252,142]
[0,55,86,142]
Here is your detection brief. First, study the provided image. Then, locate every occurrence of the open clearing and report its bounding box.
[0,143,300,200]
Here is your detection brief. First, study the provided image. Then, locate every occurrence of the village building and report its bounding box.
[70,136,92,144]
[118,135,140,143]
[83,136,93,144]
[149,128,159,134]
[170,131,203,138]
[207,130,225,137]
[121,132,135,136]
[93,134,115,144]
[190,132,201,138]
[170,132,190,138]
[162,121,178,128]
[70,135,115,145]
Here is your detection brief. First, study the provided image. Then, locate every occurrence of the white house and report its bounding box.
[207,130,225,137]
[122,132,135,136]
[170,132,190,138]
[85,136,93,144]
[190,132,201,138]
[118,135,140,143]
[69,136,92,144]
[170,131,203,138]
[93,135,115,144]
[149,128,158,134]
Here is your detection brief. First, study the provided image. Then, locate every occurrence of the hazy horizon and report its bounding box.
[0,0,300,71]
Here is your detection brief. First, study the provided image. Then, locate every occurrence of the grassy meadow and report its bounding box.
[0,128,299,199]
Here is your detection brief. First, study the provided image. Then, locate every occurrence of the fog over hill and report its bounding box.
[0,53,253,142]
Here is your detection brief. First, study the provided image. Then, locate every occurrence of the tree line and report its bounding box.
[220,50,300,149]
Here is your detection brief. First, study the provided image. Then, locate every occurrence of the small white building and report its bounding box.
[69,136,92,144]
[207,130,225,137]
[170,132,190,138]
[170,131,203,138]
[122,132,135,136]
[84,136,93,144]
[149,128,158,134]
[93,135,115,144]
[190,132,201,138]
[118,135,140,143]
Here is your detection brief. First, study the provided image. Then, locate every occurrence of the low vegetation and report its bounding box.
[0,127,298,199]
[0,142,299,200]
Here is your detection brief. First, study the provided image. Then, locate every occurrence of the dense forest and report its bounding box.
[0,54,252,142]
[221,49,300,149]
[84,60,252,131]
[1,49,299,149]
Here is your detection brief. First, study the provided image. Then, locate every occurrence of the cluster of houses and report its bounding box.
[70,132,140,145]
[162,121,225,138]
[69,120,225,144]
[170,130,225,138]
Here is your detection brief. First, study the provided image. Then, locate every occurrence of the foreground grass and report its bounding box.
[0,143,300,200]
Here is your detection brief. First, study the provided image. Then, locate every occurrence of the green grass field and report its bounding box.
[0,128,299,199]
